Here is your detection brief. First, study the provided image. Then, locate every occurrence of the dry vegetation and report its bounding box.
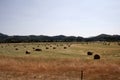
[0,42,120,80]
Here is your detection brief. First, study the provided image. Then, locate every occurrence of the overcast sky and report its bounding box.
[0,0,120,37]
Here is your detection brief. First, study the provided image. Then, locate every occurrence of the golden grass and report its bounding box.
[0,42,120,80]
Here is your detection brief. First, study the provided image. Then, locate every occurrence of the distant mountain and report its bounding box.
[0,33,9,42]
[0,33,120,43]
[96,34,111,37]
[0,33,8,37]
[85,34,120,41]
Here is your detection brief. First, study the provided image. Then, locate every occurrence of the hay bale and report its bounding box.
[53,47,56,49]
[68,45,71,47]
[37,45,39,47]
[33,47,35,49]
[94,54,100,60]
[46,47,49,49]
[23,46,26,48]
[60,44,63,46]
[87,51,93,55]
[118,43,120,46]
[35,48,42,51]
[14,45,17,47]
[64,47,67,49]
[26,50,31,54]
[15,48,18,50]
[1,46,3,48]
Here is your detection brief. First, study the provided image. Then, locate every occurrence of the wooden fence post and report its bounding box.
[81,70,83,80]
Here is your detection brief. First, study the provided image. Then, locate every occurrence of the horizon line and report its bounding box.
[0,32,120,38]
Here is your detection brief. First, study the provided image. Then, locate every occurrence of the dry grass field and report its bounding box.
[0,42,120,80]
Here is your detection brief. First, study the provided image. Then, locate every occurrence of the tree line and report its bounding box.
[0,33,120,43]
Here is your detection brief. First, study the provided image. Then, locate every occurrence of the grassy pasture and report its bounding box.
[0,42,120,80]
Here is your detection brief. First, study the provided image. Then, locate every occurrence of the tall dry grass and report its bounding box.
[0,55,120,80]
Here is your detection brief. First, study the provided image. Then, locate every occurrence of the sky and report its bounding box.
[0,0,120,37]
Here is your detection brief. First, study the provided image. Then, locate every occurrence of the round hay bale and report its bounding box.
[60,44,63,46]
[1,46,3,48]
[94,54,100,60]
[118,43,120,46]
[68,45,71,47]
[35,48,42,51]
[33,47,35,49]
[87,51,93,55]
[46,47,49,49]
[37,45,39,47]
[15,48,18,50]
[26,50,31,54]
[53,47,56,49]
[22,45,25,47]
[14,45,17,47]
[64,47,67,49]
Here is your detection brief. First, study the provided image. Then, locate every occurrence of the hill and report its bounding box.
[0,33,120,43]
